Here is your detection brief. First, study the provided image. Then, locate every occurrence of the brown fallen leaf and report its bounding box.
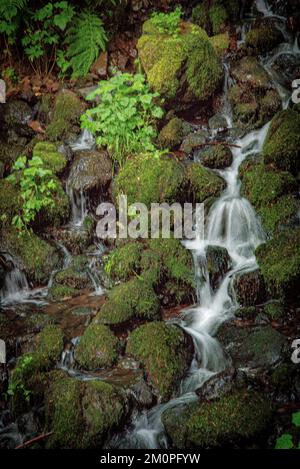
[28,120,45,134]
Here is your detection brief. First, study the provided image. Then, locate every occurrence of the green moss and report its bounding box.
[97,278,160,325]
[245,26,282,54]
[113,153,185,208]
[263,301,285,320]
[0,228,60,284]
[0,179,21,228]
[48,284,80,301]
[162,389,271,448]
[137,21,222,103]
[258,195,298,235]
[263,110,300,174]
[185,162,225,202]
[105,242,143,282]
[46,90,84,142]
[126,321,192,399]
[46,378,126,448]
[36,325,64,363]
[32,142,67,174]
[53,266,91,290]
[209,32,230,57]
[76,324,118,370]
[192,4,208,30]
[255,227,300,300]
[201,144,233,169]
[209,4,228,35]
[157,117,190,149]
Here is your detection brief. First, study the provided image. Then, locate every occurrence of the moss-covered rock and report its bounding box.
[245,26,283,54]
[233,269,266,306]
[104,238,194,305]
[137,19,223,107]
[68,150,112,193]
[46,378,126,448]
[209,3,228,35]
[1,99,33,137]
[263,109,300,174]
[209,32,230,57]
[157,117,191,149]
[201,145,233,169]
[206,245,231,289]
[32,141,67,174]
[263,301,285,320]
[96,278,160,325]
[240,161,297,235]
[48,284,80,301]
[0,228,60,284]
[162,389,271,448]
[192,1,231,36]
[75,324,118,370]
[126,321,193,400]
[0,179,21,228]
[185,162,225,202]
[113,153,185,207]
[46,90,85,142]
[255,228,300,301]
[36,176,70,228]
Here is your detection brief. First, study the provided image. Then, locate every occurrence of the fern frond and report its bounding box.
[0,0,28,20]
[65,10,107,78]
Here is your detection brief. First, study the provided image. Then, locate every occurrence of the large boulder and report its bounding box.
[162,388,271,448]
[45,377,127,448]
[185,162,225,203]
[0,99,33,137]
[68,150,112,193]
[255,228,300,301]
[233,269,266,306]
[75,324,119,370]
[201,144,233,169]
[245,25,283,54]
[137,18,223,108]
[126,321,193,400]
[263,109,300,175]
[157,117,191,149]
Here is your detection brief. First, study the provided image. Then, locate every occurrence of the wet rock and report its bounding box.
[126,322,193,400]
[217,322,288,370]
[157,117,191,149]
[91,51,108,78]
[68,150,112,193]
[245,25,283,54]
[208,113,228,132]
[201,145,233,169]
[162,388,271,448]
[45,377,127,448]
[206,245,231,289]
[52,218,94,255]
[233,269,266,306]
[1,99,33,137]
[185,162,226,203]
[196,367,247,401]
[32,141,67,174]
[180,129,209,154]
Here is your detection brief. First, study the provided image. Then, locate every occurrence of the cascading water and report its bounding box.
[111,0,297,449]
[0,254,29,306]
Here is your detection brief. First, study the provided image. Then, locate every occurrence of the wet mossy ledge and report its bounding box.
[75,324,119,370]
[162,388,272,448]
[137,18,223,109]
[126,321,193,400]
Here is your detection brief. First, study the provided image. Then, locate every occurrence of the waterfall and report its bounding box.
[0,254,29,306]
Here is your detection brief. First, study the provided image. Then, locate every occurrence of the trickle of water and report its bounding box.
[70,128,95,152]
[0,254,29,306]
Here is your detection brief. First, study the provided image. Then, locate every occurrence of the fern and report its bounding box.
[0,0,27,20]
[64,10,107,78]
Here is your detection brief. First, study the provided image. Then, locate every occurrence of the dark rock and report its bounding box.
[1,99,33,137]
[206,245,231,289]
[68,150,112,193]
[196,367,247,401]
[233,269,266,306]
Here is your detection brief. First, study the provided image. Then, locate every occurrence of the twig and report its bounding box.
[15,432,53,450]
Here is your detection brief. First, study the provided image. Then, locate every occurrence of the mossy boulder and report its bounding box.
[96,278,160,325]
[255,228,300,301]
[126,321,193,400]
[209,3,228,35]
[0,228,60,284]
[137,19,223,108]
[36,176,70,228]
[75,324,119,370]
[104,238,194,305]
[209,32,230,57]
[157,117,191,149]
[201,145,233,169]
[45,378,127,448]
[162,389,271,448]
[206,245,231,289]
[32,142,67,174]
[0,180,21,228]
[240,161,297,235]
[185,162,225,202]
[229,57,281,129]
[46,89,85,142]
[233,269,266,306]
[245,26,283,54]
[48,284,80,301]
[113,153,185,207]
[68,150,112,193]
[1,99,33,137]
[263,109,300,174]
[192,1,231,36]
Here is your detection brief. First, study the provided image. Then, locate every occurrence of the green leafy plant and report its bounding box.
[0,0,28,57]
[275,411,300,449]
[150,7,182,36]
[81,73,164,167]
[61,10,107,78]
[21,1,75,75]
[7,155,58,232]
[7,355,33,402]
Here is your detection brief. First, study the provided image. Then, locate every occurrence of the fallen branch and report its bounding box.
[15,432,53,450]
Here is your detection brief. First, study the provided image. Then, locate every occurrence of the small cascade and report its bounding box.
[66,183,89,228]
[87,243,106,296]
[59,338,80,370]
[70,128,95,152]
[0,254,29,306]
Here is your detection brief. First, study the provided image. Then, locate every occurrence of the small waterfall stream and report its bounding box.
[111,0,298,449]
